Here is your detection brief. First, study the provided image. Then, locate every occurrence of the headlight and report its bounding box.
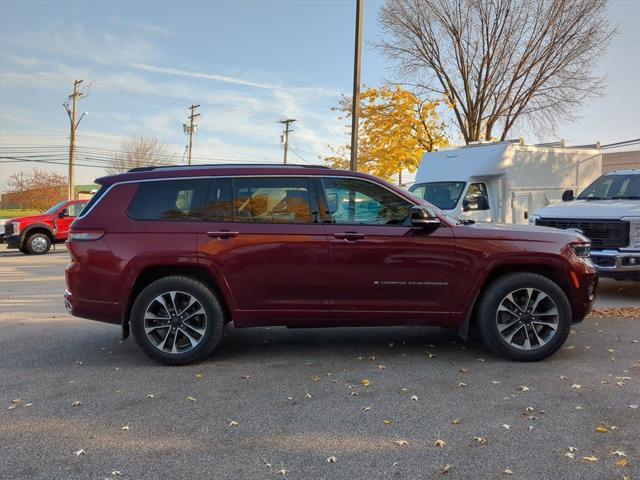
[621,217,640,249]
[570,243,591,258]
[528,214,540,226]
[10,222,20,235]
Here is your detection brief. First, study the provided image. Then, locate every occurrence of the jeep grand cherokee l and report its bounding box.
[64,164,597,365]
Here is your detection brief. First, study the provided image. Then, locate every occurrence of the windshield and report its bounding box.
[409,181,466,210]
[44,201,67,215]
[577,174,640,200]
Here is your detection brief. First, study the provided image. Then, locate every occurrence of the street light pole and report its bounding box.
[350,0,363,172]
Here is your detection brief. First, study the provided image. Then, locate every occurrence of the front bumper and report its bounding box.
[4,234,21,249]
[591,249,640,280]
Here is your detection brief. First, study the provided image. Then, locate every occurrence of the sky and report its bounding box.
[0,0,639,188]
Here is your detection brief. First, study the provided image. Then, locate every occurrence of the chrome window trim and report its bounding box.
[76,174,422,221]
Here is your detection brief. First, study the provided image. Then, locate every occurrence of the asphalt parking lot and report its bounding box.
[1,246,638,480]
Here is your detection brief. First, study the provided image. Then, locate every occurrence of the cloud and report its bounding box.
[127,63,283,90]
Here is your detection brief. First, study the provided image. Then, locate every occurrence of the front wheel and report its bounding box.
[478,273,572,361]
[25,233,51,255]
[130,276,226,365]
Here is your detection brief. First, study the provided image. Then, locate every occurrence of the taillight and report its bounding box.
[68,230,105,241]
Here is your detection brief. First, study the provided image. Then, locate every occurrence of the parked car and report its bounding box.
[409,141,602,224]
[65,164,597,365]
[2,199,88,254]
[530,169,640,281]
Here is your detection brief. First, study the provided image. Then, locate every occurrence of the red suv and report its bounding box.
[64,165,597,365]
[3,200,88,255]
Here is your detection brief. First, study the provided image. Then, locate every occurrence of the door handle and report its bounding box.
[206,230,239,239]
[334,232,366,241]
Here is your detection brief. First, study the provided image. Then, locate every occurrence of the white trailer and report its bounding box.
[409,140,602,224]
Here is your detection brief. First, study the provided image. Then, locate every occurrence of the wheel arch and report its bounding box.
[121,264,232,340]
[21,224,54,246]
[458,260,573,340]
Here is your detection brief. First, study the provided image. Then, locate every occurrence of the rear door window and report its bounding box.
[128,179,209,221]
[232,177,317,224]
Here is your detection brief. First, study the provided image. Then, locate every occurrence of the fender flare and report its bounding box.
[20,223,55,244]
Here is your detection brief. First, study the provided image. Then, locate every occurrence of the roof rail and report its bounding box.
[128,163,329,173]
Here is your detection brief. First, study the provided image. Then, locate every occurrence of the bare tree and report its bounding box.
[378,0,614,143]
[6,169,67,211]
[106,135,175,175]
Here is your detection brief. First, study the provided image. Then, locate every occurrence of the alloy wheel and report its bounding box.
[143,291,208,354]
[495,288,560,350]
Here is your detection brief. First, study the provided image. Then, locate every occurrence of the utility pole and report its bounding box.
[184,104,200,165]
[278,118,296,164]
[64,79,87,200]
[350,0,363,172]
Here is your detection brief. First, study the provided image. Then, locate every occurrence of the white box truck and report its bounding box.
[409,140,602,224]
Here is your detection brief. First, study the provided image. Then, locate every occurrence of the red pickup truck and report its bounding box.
[2,200,87,254]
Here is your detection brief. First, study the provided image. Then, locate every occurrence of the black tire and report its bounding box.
[130,276,225,365]
[25,233,52,255]
[478,272,572,362]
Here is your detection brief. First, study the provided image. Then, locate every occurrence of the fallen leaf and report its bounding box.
[611,451,627,457]
[630,405,639,409]
[459,368,468,373]
[361,406,371,411]
[504,469,513,475]
[394,440,409,446]
[435,439,446,448]
[383,419,392,425]
[571,384,582,389]
[194,372,204,380]
[568,447,578,452]
[360,379,370,387]
[72,400,81,407]
[186,396,197,402]
[241,375,250,379]
[304,393,312,399]
[74,449,85,457]
[595,426,608,433]
[411,395,419,402]
[326,456,337,463]
[565,452,575,459]
[441,463,451,474]
[229,420,239,427]
[452,418,461,425]
[313,375,321,382]
[458,382,467,388]
[112,471,122,476]
[517,386,530,392]
[502,424,510,430]
[473,436,488,445]
[121,425,129,431]
[278,468,288,476]
[616,458,629,468]
[491,380,501,384]
[146,394,155,399]
[378,365,386,369]
[582,456,598,462]
[75,361,83,365]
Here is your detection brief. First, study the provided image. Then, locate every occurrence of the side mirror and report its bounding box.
[411,205,440,228]
[58,208,69,218]
[562,189,575,202]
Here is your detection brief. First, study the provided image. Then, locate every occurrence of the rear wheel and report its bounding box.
[130,276,225,365]
[25,233,51,255]
[478,273,571,361]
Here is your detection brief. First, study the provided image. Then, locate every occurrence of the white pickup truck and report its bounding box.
[529,169,640,280]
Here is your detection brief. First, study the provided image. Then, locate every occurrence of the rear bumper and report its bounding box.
[64,289,121,325]
[591,249,640,280]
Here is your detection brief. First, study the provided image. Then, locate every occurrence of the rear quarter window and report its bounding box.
[127,179,209,221]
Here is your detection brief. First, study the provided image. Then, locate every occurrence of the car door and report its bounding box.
[54,201,87,240]
[196,176,330,327]
[319,176,456,324]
